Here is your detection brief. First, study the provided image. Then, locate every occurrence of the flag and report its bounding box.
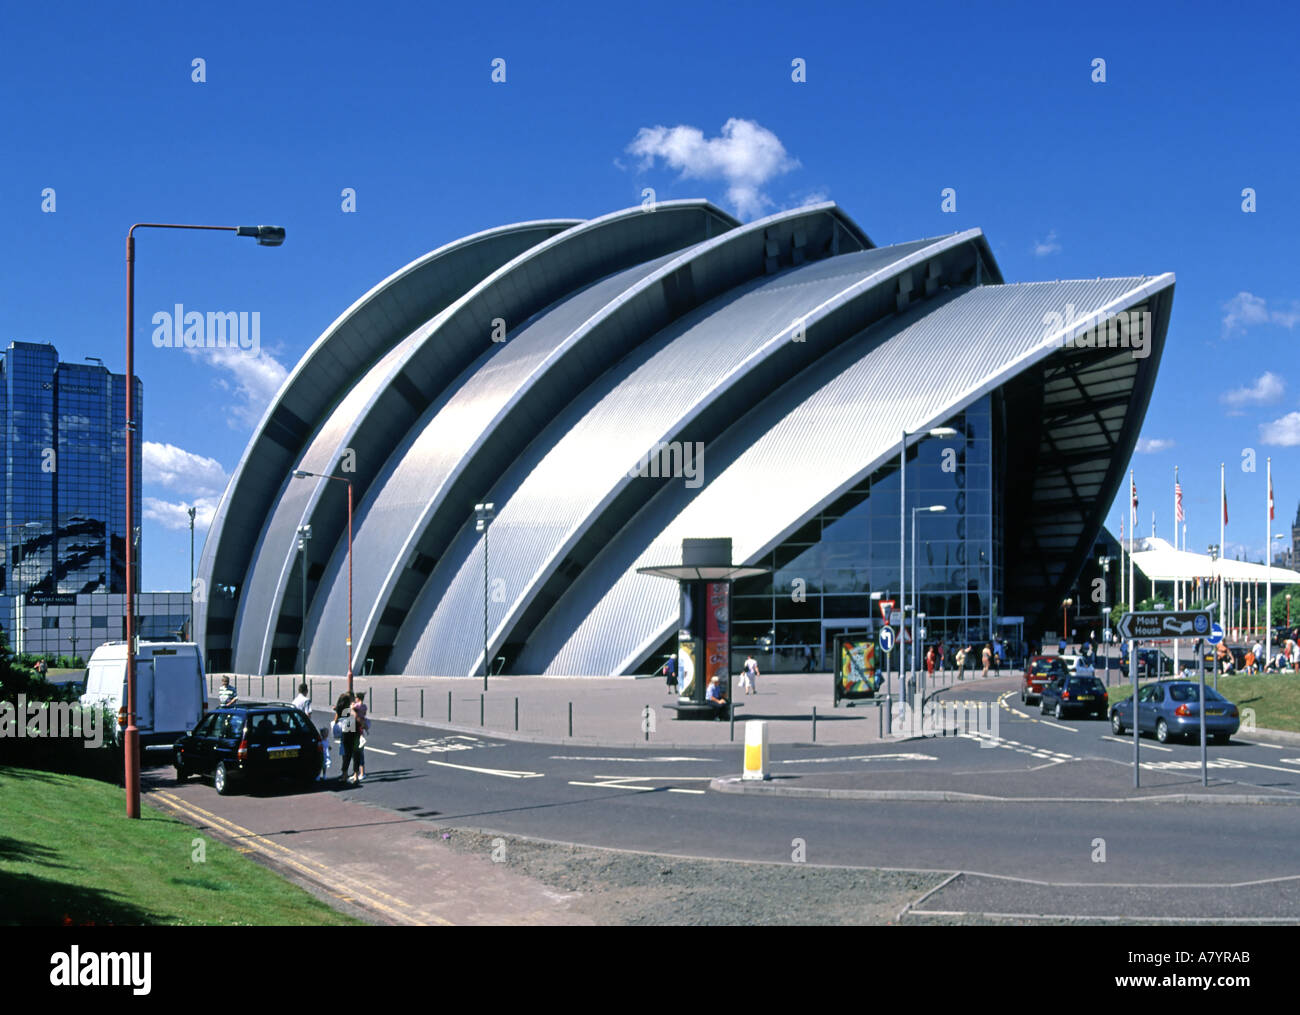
[1175,481,1184,523]
[1131,476,1139,525]
[1269,472,1275,522]
[1223,484,1229,526]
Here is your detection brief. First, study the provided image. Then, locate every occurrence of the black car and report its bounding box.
[174,704,323,794]
[1039,674,1109,719]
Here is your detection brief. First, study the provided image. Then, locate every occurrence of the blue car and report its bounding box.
[1109,680,1240,744]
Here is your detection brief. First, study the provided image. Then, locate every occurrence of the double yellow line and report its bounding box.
[150,790,451,926]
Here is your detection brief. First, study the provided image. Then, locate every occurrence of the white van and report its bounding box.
[79,641,207,748]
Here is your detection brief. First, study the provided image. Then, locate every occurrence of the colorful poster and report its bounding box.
[705,582,730,693]
[678,639,698,699]
[837,637,877,698]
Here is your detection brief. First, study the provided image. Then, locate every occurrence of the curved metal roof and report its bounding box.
[518,274,1173,674]
[228,201,738,674]
[390,227,995,675]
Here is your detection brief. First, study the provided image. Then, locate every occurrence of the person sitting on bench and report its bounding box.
[706,674,728,717]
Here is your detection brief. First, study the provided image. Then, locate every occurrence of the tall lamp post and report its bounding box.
[1062,598,1073,646]
[123,221,284,819]
[295,525,312,688]
[187,506,196,640]
[475,503,496,690]
[898,425,958,718]
[911,504,947,702]
[291,470,352,692]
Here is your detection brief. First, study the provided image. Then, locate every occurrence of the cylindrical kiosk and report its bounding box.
[638,538,769,721]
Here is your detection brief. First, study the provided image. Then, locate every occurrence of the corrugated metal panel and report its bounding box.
[523,276,1173,675]
[391,233,985,675]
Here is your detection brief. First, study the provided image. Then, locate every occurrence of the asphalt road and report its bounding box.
[147,676,1300,920]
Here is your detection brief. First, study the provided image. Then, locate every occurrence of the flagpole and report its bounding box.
[1129,468,1138,788]
[1267,457,1273,667]
[1219,462,1226,632]
[1174,466,1180,671]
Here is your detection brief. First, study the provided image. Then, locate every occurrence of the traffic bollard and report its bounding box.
[394,687,398,716]
[480,693,484,726]
[644,704,649,742]
[261,674,265,697]
[515,696,519,732]
[328,681,333,707]
[812,705,817,742]
[276,677,281,699]
[568,701,573,738]
[420,688,424,718]
[448,691,452,721]
[742,721,769,780]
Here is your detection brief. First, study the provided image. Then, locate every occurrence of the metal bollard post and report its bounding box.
[729,702,735,742]
[276,677,281,699]
[261,674,265,697]
[448,691,452,721]
[394,687,398,716]
[514,696,518,732]
[369,686,373,709]
[568,701,573,738]
[878,701,883,737]
[480,693,484,726]
[420,688,424,718]
[644,704,649,742]
[812,705,817,742]
[328,680,333,707]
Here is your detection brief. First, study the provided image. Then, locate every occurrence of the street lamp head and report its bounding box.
[292,470,310,479]
[927,505,947,513]
[236,225,286,246]
[927,427,959,438]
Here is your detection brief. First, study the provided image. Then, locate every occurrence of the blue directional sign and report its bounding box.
[1207,622,1224,646]
[878,625,895,654]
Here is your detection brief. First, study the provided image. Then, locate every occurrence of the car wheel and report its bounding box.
[1039,698,1048,715]
[174,751,189,783]
[1156,719,1170,744]
[214,761,232,795]
[1111,711,1125,735]
[1055,703,1064,720]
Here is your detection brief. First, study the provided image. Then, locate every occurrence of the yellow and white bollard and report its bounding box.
[742,720,769,781]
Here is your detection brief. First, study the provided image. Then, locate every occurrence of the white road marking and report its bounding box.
[548,755,709,763]
[570,775,711,794]
[1234,740,1283,750]
[1282,758,1300,766]
[774,753,937,765]
[1215,758,1300,777]
[362,746,397,756]
[1102,735,1172,752]
[1035,718,1079,732]
[395,735,493,754]
[426,759,543,778]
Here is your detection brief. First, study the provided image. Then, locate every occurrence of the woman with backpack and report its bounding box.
[333,692,356,784]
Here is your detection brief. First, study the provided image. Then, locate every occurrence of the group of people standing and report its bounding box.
[327,691,369,785]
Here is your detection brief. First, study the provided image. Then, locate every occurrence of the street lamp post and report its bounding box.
[898,426,958,720]
[475,503,496,690]
[291,470,352,693]
[296,525,312,688]
[187,506,196,640]
[911,504,947,702]
[1062,598,1073,646]
[123,221,284,820]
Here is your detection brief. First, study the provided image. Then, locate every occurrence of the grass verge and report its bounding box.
[0,765,360,925]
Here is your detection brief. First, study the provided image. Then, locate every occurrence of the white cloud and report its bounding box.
[626,118,800,220]
[1221,291,1300,336]
[1260,411,1300,446]
[1033,230,1061,257]
[143,441,229,497]
[1136,438,1174,453]
[186,347,289,428]
[1221,371,1285,408]
[143,495,220,531]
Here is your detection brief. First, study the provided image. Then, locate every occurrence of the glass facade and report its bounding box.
[730,395,1005,673]
[2,341,141,599]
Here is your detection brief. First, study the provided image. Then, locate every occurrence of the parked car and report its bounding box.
[1021,655,1066,705]
[1057,654,1096,678]
[1040,674,1108,719]
[79,641,207,748]
[174,704,324,794]
[1108,680,1240,744]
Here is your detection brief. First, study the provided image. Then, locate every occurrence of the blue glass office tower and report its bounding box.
[2,341,142,599]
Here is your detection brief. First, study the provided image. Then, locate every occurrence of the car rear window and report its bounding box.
[247,709,313,741]
[1068,678,1104,692]
[1168,684,1226,702]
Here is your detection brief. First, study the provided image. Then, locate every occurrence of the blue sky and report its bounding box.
[3,0,1298,591]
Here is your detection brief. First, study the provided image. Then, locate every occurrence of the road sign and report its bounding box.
[878,599,895,622]
[1115,610,1212,642]
[1207,622,1224,646]
[878,626,895,654]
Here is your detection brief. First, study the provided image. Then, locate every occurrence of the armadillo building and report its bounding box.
[196,201,1174,676]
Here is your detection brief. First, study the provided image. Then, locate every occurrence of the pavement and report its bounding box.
[211,667,996,748]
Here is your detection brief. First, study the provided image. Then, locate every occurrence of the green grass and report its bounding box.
[1105,674,1300,732]
[0,766,361,925]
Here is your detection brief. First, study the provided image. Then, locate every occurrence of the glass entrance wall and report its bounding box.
[730,395,1003,673]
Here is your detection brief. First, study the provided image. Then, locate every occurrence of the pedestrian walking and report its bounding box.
[292,682,312,715]
[981,643,992,678]
[218,675,238,707]
[349,692,370,784]
[739,654,760,694]
[663,656,678,694]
